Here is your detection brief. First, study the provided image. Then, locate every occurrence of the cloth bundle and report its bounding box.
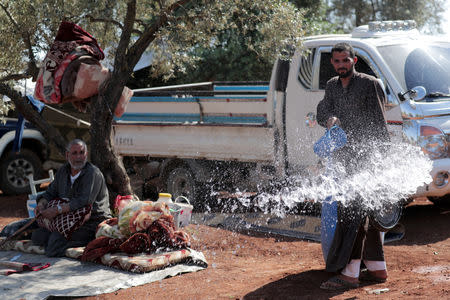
[36,198,92,240]
[34,21,132,116]
[81,200,190,262]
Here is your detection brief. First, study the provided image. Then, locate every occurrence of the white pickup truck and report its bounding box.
[113,20,450,207]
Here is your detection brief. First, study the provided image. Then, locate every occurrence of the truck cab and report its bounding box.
[285,20,450,203]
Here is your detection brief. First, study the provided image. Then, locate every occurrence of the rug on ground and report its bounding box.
[0,237,207,299]
[0,237,207,273]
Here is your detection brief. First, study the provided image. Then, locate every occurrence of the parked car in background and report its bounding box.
[0,117,49,195]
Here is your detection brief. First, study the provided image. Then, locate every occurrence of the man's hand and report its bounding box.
[35,199,48,216]
[39,206,59,220]
[326,116,341,129]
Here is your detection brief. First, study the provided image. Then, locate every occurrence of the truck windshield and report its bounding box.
[378,42,450,101]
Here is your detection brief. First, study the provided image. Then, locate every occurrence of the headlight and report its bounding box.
[418,125,447,159]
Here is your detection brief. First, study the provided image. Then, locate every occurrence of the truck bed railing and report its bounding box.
[115,82,272,127]
[133,81,269,97]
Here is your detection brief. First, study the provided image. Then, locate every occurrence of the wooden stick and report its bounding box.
[0,216,38,248]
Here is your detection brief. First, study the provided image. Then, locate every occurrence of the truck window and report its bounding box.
[298,48,315,89]
[318,52,377,89]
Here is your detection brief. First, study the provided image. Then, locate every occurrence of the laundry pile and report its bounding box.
[81,200,191,262]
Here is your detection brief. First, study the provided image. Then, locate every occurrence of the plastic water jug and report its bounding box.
[27,199,37,218]
[157,193,173,203]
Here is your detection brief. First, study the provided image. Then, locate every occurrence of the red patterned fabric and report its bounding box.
[36,198,92,240]
[113,195,135,214]
[80,236,123,262]
[34,21,104,105]
[119,233,152,254]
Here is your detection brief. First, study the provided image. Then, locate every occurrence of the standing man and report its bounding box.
[32,139,111,256]
[317,43,390,289]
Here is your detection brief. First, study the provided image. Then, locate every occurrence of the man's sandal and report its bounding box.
[320,276,360,290]
[359,270,387,283]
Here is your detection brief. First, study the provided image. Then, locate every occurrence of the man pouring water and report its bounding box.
[316,43,390,290]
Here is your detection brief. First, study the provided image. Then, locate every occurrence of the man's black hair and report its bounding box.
[331,42,355,58]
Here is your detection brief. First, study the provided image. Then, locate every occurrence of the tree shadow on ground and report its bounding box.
[243,269,389,300]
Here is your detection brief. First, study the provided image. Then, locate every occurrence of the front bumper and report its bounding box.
[415,158,450,197]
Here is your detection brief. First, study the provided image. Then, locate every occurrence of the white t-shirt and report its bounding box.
[70,171,81,185]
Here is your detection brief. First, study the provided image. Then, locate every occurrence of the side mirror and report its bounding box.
[410,86,426,101]
[398,86,427,102]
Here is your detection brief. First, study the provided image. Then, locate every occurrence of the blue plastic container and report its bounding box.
[320,196,338,261]
[313,125,347,158]
[314,125,347,262]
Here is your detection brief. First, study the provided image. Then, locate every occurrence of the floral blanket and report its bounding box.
[81,200,190,262]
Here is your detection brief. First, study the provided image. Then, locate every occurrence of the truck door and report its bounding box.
[284,46,401,175]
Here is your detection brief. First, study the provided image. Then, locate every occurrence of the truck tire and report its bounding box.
[0,149,43,195]
[166,166,200,209]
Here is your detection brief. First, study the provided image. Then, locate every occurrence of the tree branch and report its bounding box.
[86,14,143,35]
[0,73,30,82]
[126,0,192,70]
[0,83,67,156]
[114,0,137,76]
[0,3,40,81]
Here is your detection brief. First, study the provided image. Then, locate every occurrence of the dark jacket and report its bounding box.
[38,162,111,223]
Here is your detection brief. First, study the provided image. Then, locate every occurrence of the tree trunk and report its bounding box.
[89,77,132,207]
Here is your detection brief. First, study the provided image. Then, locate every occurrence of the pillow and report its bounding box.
[36,198,92,240]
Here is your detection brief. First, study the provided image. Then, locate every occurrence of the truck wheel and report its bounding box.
[166,167,200,209]
[0,149,43,195]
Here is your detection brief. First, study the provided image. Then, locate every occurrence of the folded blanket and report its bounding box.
[82,200,191,262]
[83,215,190,262]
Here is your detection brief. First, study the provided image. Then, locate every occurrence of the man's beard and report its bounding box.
[337,68,353,78]
[69,159,87,170]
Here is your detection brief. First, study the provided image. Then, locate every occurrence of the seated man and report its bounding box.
[32,139,112,256]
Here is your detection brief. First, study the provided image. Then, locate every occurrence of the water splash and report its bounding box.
[232,142,433,217]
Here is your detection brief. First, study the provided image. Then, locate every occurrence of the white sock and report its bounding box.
[364,260,387,271]
[341,259,361,278]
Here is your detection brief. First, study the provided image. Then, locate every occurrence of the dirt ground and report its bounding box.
[0,194,449,299]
